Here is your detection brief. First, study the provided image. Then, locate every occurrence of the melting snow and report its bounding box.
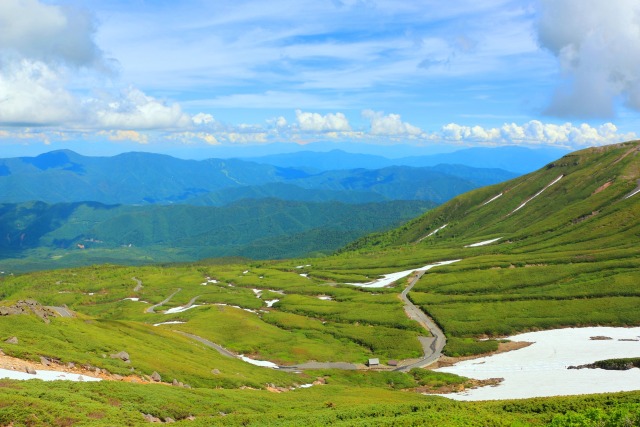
[317,296,333,301]
[511,175,563,214]
[296,265,312,269]
[265,299,279,307]
[0,369,101,382]
[300,273,308,278]
[464,237,502,248]
[427,224,448,237]
[153,321,186,326]
[164,304,202,314]
[437,327,640,401]
[625,187,640,199]
[123,297,139,302]
[346,260,461,288]
[243,270,249,274]
[482,193,503,206]
[239,355,279,369]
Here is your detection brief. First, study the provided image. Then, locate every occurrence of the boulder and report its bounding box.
[39,356,50,366]
[4,336,18,344]
[164,417,175,423]
[150,371,161,382]
[24,366,36,375]
[211,368,220,375]
[110,351,130,362]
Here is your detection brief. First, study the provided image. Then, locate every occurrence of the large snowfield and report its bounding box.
[437,327,640,401]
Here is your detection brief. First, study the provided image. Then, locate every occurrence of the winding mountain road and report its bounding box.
[145,288,182,313]
[395,270,447,371]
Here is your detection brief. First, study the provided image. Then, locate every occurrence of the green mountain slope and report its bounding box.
[0,198,434,270]
[0,142,638,425]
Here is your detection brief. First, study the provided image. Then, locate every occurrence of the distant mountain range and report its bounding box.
[244,146,569,174]
[0,147,542,269]
[0,150,517,205]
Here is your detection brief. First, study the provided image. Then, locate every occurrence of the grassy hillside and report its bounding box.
[0,142,638,425]
[0,199,434,271]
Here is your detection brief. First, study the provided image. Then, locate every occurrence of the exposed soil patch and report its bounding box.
[430,341,532,369]
[592,181,612,195]
[0,352,148,383]
[418,377,503,395]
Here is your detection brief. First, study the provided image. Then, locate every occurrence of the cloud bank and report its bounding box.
[538,0,640,118]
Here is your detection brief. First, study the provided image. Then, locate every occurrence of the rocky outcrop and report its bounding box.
[0,299,58,323]
[110,351,130,362]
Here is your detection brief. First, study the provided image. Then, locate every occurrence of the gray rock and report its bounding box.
[113,374,123,381]
[211,368,220,375]
[150,371,161,382]
[164,417,175,423]
[172,378,179,386]
[4,336,17,344]
[110,351,130,362]
[67,362,75,369]
[39,356,50,366]
[25,366,36,375]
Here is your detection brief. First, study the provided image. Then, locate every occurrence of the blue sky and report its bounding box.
[0,0,639,157]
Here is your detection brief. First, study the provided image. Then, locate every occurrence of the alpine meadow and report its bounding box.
[2,1,640,426]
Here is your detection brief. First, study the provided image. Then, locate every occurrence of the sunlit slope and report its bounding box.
[344,140,640,252]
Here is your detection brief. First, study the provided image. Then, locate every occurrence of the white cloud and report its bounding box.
[537,0,640,118]
[0,0,104,68]
[192,113,215,125]
[98,130,149,144]
[92,88,193,130]
[295,110,351,132]
[0,59,79,125]
[438,121,636,147]
[363,110,422,136]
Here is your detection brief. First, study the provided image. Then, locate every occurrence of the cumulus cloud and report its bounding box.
[0,59,79,125]
[362,110,422,136]
[92,88,193,129]
[438,121,636,147]
[0,0,209,133]
[537,0,640,118]
[295,110,351,132]
[0,0,104,68]
[98,130,149,144]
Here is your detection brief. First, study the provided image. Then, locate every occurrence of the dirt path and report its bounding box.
[132,277,143,292]
[145,288,182,314]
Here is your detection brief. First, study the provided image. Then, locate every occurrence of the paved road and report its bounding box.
[47,306,74,318]
[176,331,237,358]
[145,288,182,313]
[395,270,447,371]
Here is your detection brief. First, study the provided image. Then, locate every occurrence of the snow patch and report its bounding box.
[153,321,186,326]
[464,237,502,248]
[510,175,563,214]
[482,193,503,206]
[164,304,202,314]
[300,273,308,278]
[427,224,448,237]
[317,295,333,301]
[265,299,279,307]
[346,260,461,288]
[0,368,101,382]
[437,327,640,401]
[239,355,279,369]
[625,187,640,199]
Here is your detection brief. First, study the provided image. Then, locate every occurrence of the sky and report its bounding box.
[0,0,639,158]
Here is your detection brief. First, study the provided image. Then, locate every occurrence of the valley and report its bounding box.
[0,142,638,425]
